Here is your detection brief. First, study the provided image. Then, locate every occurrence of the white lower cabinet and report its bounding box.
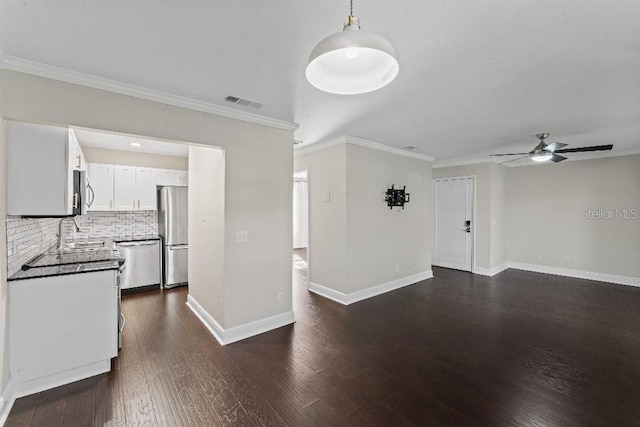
[9,270,118,391]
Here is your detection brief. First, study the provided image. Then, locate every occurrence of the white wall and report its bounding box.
[0,69,293,333]
[434,156,640,280]
[344,144,432,293]
[490,164,508,268]
[82,146,188,170]
[295,142,432,296]
[294,144,348,290]
[507,155,640,278]
[0,117,9,392]
[188,146,225,325]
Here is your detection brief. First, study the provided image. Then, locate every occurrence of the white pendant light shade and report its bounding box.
[306,30,398,95]
[306,2,399,95]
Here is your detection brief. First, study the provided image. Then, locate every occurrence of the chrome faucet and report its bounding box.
[58,217,81,249]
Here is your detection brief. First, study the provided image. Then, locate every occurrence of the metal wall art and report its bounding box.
[385,185,410,209]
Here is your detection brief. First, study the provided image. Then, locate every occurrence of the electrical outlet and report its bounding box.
[236,231,248,244]
[564,256,570,263]
[277,292,284,303]
[396,264,400,273]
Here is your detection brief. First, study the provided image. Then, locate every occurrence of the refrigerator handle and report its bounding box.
[169,244,188,250]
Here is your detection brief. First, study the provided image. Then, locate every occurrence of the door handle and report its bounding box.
[464,227,471,233]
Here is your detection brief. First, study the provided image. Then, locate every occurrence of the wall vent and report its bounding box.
[402,145,418,150]
[293,140,304,145]
[224,95,263,109]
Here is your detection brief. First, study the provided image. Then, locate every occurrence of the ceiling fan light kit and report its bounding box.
[531,151,553,162]
[306,0,399,95]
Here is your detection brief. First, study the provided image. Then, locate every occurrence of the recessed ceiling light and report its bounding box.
[130,142,142,147]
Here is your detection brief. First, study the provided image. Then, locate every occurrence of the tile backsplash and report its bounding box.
[6,211,158,277]
[6,217,59,277]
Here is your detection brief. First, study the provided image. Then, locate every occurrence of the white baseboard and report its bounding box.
[0,382,14,427]
[508,262,640,287]
[309,270,434,305]
[12,360,111,400]
[474,263,509,277]
[186,294,295,345]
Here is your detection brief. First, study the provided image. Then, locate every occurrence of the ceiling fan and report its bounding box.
[490,133,613,164]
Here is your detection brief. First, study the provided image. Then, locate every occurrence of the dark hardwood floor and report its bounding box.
[7,258,640,426]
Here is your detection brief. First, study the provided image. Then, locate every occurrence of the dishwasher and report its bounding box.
[116,240,161,291]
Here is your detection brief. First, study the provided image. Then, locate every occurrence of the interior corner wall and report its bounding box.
[82,146,188,170]
[432,163,494,269]
[0,117,9,392]
[506,155,640,278]
[188,146,225,326]
[294,143,432,296]
[344,144,432,294]
[0,69,293,331]
[489,163,508,267]
[294,145,348,290]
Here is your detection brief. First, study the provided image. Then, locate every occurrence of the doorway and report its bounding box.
[293,169,309,283]
[432,177,474,272]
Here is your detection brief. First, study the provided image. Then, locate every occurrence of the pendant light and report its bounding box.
[306,0,399,95]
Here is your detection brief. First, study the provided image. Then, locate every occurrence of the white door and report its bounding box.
[87,163,114,211]
[432,177,474,272]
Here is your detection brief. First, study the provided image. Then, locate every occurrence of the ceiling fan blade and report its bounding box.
[551,154,567,163]
[499,155,531,165]
[543,142,568,152]
[489,153,530,156]
[554,144,613,153]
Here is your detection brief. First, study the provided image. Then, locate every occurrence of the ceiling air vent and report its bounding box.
[402,145,418,150]
[293,140,304,145]
[224,95,263,109]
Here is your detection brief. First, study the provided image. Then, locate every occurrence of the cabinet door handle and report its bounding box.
[76,155,81,169]
[109,200,113,209]
[73,192,78,209]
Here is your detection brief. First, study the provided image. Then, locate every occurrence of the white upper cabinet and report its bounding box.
[84,163,187,212]
[113,166,157,211]
[114,166,137,210]
[7,121,75,216]
[69,129,86,171]
[156,169,188,186]
[136,168,157,210]
[87,163,114,211]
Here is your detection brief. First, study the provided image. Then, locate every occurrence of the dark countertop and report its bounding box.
[110,234,161,243]
[9,260,123,281]
[9,246,125,282]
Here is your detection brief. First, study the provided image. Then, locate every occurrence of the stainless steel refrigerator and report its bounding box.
[158,186,188,288]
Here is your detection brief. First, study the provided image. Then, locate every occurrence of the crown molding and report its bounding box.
[295,136,434,161]
[0,55,298,132]
[345,136,434,161]
[293,137,346,157]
